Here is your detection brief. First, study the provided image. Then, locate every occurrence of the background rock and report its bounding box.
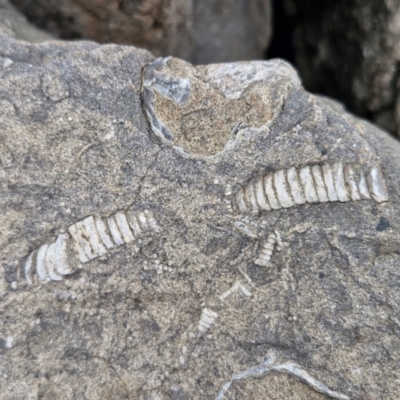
[2,28,400,400]
[8,0,272,64]
[287,0,400,137]
[0,0,53,42]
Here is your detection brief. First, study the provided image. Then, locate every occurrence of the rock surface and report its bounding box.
[9,0,272,64]
[289,0,400,137]
[0,0,53,43]
[1,26,400,400]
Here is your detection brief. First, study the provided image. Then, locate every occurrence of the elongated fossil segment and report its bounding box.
[198,308,218,334]
[255,232,277,267]
[23,210,160,285]
[232,163,388,214]
[219,281,251,301]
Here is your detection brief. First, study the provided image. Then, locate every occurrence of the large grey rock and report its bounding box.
[1,28,400,400]
[9,0,272,64]
[0,0,52,43]
[289,0,400,137]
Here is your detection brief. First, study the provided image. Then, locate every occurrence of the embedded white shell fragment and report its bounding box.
[299,166,319,203]
[68,222,92,263]
[358,170,372,199]
[95,217,115,250]
[244,180,259,211]
[254,175,271,210]
[143,210,161,232]
[231,162,387,214]
[264,174,281,210]
[114,211,135,244]
[107,215,125,246]
[198,308,218,333]
[367,166,388,203]
[344,165,361,201]
[36,244,51,283]
[311,165,329,202]
[219,281,252,301]
[55,233,79,275]
[322,164,338,202]
[46,242,63,281]
[126,211,143,236]
[234,188,248,214]
[287,167,306,205]
[255,232,277,267]
[22,210,160,285]
[24,251,36,286]
[331,162,350,202]
[83,216,108,257]
[274,169,295,208]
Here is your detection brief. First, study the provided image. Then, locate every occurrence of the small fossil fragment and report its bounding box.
[219,281,252,301]
[232,163,388,214]
[216,352,351,400]
[198,308,218,334]
[22,210,160,285]
[255,232,278,267]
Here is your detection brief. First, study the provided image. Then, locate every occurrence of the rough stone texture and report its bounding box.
[2,25,400,400]
[0,0,53,43]
[9,0,272,64]
[288,0,400,136]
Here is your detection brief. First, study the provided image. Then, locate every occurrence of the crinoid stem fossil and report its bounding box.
[219,281,251,301]
[215,352,350,400]
[255,231,278,267]
[198,308,218,334]
[22,210,160,285]
[232,162,388,214]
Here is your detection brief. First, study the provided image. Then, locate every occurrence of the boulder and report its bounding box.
[9,0,272,64]
[0,0,53,43]
[289,0,400,137]
[1,24,400,400]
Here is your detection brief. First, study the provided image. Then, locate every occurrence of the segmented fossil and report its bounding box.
[231,163,388,214]
[22,210,160,285]
[198,308,218,333]
[219,280,251,301]
[255,232,278,267]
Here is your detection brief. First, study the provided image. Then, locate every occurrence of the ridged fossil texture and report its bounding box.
[255,232,278,267]
[232,163,388,214]
[198,308,218,334]
[22,210,160,285]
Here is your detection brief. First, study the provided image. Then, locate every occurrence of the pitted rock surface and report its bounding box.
[1,25,400,400]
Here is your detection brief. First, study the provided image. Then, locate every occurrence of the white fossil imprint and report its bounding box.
[232,162,388,214]
[23,210,160,285]
[255,231,280,267]
[216,352,350,400]
[219,280,251,301]
[198,308,218,333]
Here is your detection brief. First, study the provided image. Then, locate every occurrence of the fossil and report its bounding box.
[219,281,251,302]
[198,308,218,334]
[22,210,160,285]
[216,352,350,400]
[231,163,388,214]
[255,232,278,267]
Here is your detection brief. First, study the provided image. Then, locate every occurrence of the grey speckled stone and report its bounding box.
[1,26,400,400]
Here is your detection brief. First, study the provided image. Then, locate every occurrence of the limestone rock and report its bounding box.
[0,0,53,43]
[9,0,272,64]
[289,0,400,136]
[1,28,400,400]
